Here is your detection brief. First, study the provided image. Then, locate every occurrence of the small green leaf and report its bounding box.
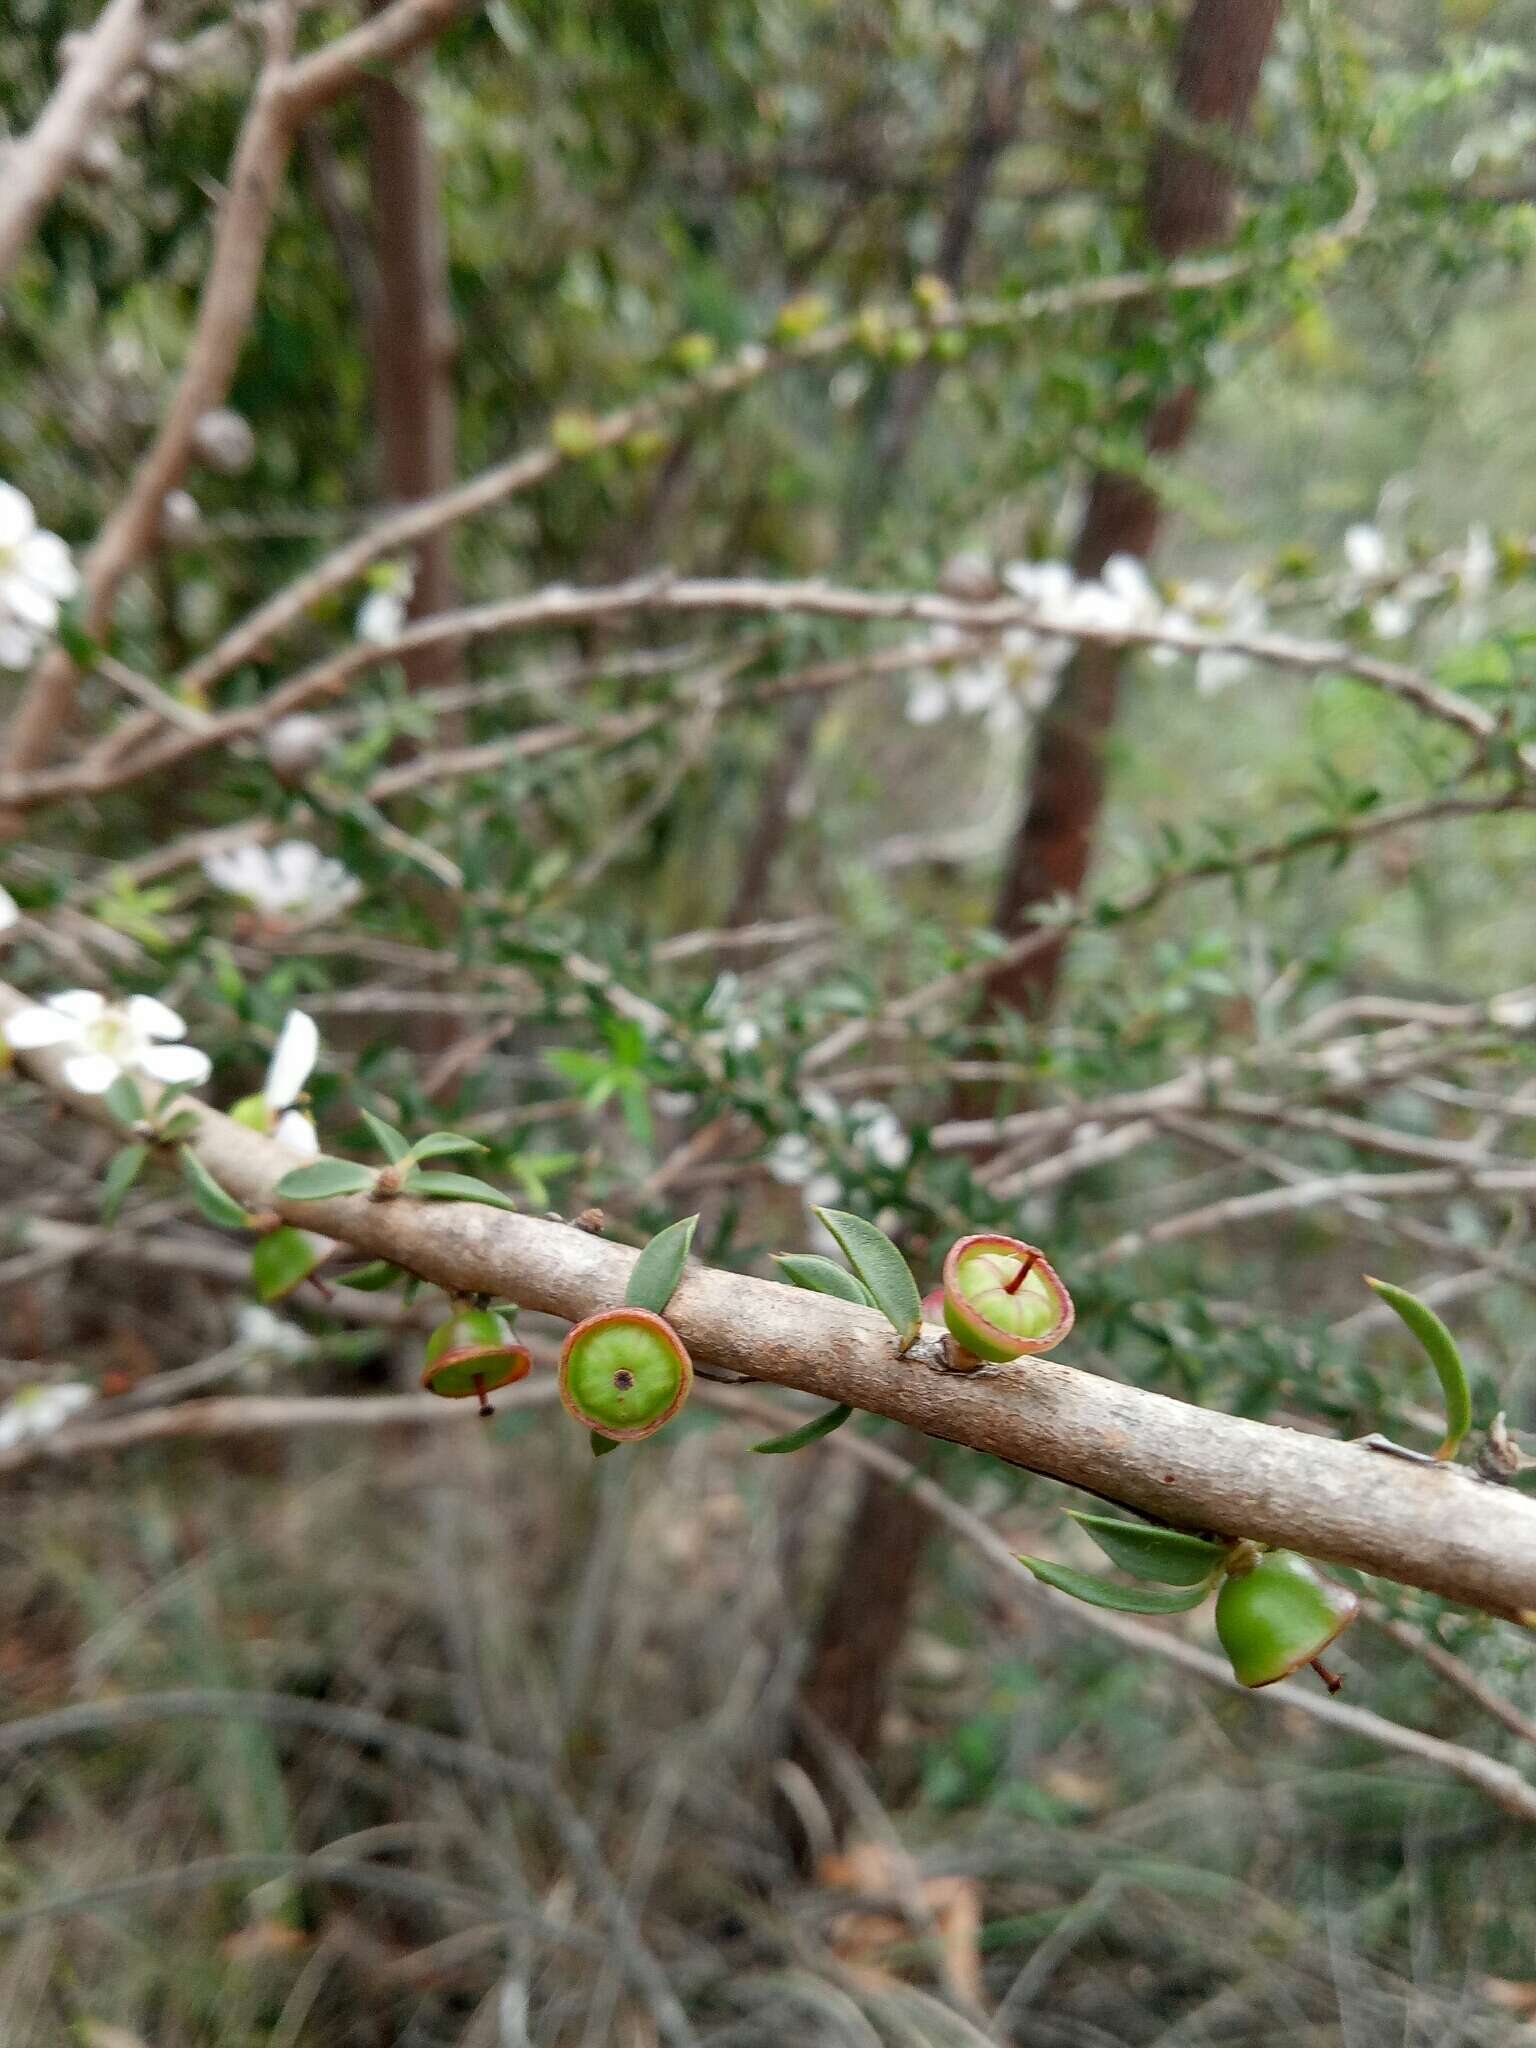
[340,1259,402,1292]
[158,1111,200,1142]
[251,1225,328,1303]
[1018,1555,1216,1613]
[405,1132,489,1165]
[811,1207,922,1347]
[101,1142,150,1223]
[1364,1276,1473,1461]
[1067,1512,1231,1586]
[103,1073,144,1126]
[358,1108,410,1163]
[180,1147,253,1230]
[625,1213,699,1314]
[752,1403,853,1453]
[403,1169,518,1211]
[771,1253,875,1307]
[275,1157,378,1201]
[590,1431,623,1458]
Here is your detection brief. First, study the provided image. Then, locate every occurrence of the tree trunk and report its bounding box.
[363,26,460,691]
[985,0,1281,1020]
[792,0,1281,1836]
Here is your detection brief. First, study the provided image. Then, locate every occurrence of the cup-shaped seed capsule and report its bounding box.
[559,1307,693,1443]
[1214,1549,1360,1688]
[421,1307,532,1413]
[941,1234,1074,1364]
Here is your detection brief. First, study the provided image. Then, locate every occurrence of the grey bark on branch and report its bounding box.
[0,0,154,287]
[0,0,473,791]
[4,976,1536,1623]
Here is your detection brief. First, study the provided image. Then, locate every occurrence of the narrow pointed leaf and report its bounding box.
[101,1142,150,1224]
[405,1132,489,1165]
[340,1260,403,1292]
[752,1403,854,1454]
[625,1213,699,1314]
[811,1207,922,1346]
[403,1169,518,1212]
[1067,1512,1231,1586]
[1018,1555,1216,1613]
[276,1157,377,1201]
[103,1073,144,1127]
[358,1108,410,1163]
[180,1147,253,1230]
[772,1253,875,1307]
[251,1225,328,1304]
[1365,1276,1473,1461]
[590,1431,622,1458]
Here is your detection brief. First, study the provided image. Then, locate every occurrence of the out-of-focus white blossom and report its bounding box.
[235,1303,313,1361]
[1490,989,1536,1031]
[4,990,209,1095]
[191,407,256,476]
[264,712,334,784]
[0,1380,94,1451]
[0,885,17,934]
[203,840,362,928]
[355,562,416,645]
[265,1009,321,1154]
[1167,575,1269,694]
[0,482,79,671]
[159,488,201,541]
[1343,524,1390,580]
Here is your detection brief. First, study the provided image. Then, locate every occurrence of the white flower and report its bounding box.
[203,840,362,928]
[264,1010,320,1154]
[0,482,79,671]
[235,1303,313,1361]
[0,1381,94,1451]
[356,588,408,645]
[847,1097,911,1171]
[1344,523,1390,579]
[355,562,415,646]
[905,674,953,725]
[1168,576,1268,695]
[1490,990,1536,1031]
[4,989,209,1095]
[767,1133,820,1186]
[1461,524,1495,603]
[1369,595,1414,641]
[0,885,17,933]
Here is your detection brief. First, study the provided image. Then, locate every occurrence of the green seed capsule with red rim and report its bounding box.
[422,1307,532,1415]
[559,1306,692,1443]
[941,1234,1074,1365]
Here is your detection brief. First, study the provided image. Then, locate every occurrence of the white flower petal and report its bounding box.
[905,678,951,725]
[0,576,58,631]
[0,483,36,550]
[15,531,78,601]
[265,1009,319,1110]
[4,1004,77,1048]
[0,622,36,669]
[0,885,16,933]
[49,989,104,1022]
[126,993,187,1041]
[138,1042,211,1085]
[63,1051,122,1093]
[1344,523,1389,578]
[275,1108,320,1155]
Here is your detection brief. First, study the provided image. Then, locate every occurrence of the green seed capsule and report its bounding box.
[559,1307,692,1443]
[941,1234,1074,1365]
[422,1307,532,1414]
[1215,1549,1360,1689]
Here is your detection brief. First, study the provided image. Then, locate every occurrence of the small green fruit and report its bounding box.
[1215,1550,1360,1689]
[941,1234,1074,1365]
[230,1092,273,1134]
[422,1307,532,1414]
[559,1306,692,1443]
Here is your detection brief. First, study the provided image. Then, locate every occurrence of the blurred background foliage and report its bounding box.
[3,0,1536,2041]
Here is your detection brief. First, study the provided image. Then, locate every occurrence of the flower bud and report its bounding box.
[422,1307,532,1414]
[559,1306,692,1443]
[191,407,256,476]
[264,713,334,785]
[1214,1549,1360,1689]
[941,1234,1074,1365]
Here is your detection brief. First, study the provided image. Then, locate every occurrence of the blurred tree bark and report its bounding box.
[792,0,1281,1830]
[986,0,1281,1018]
[364,17,460,691]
